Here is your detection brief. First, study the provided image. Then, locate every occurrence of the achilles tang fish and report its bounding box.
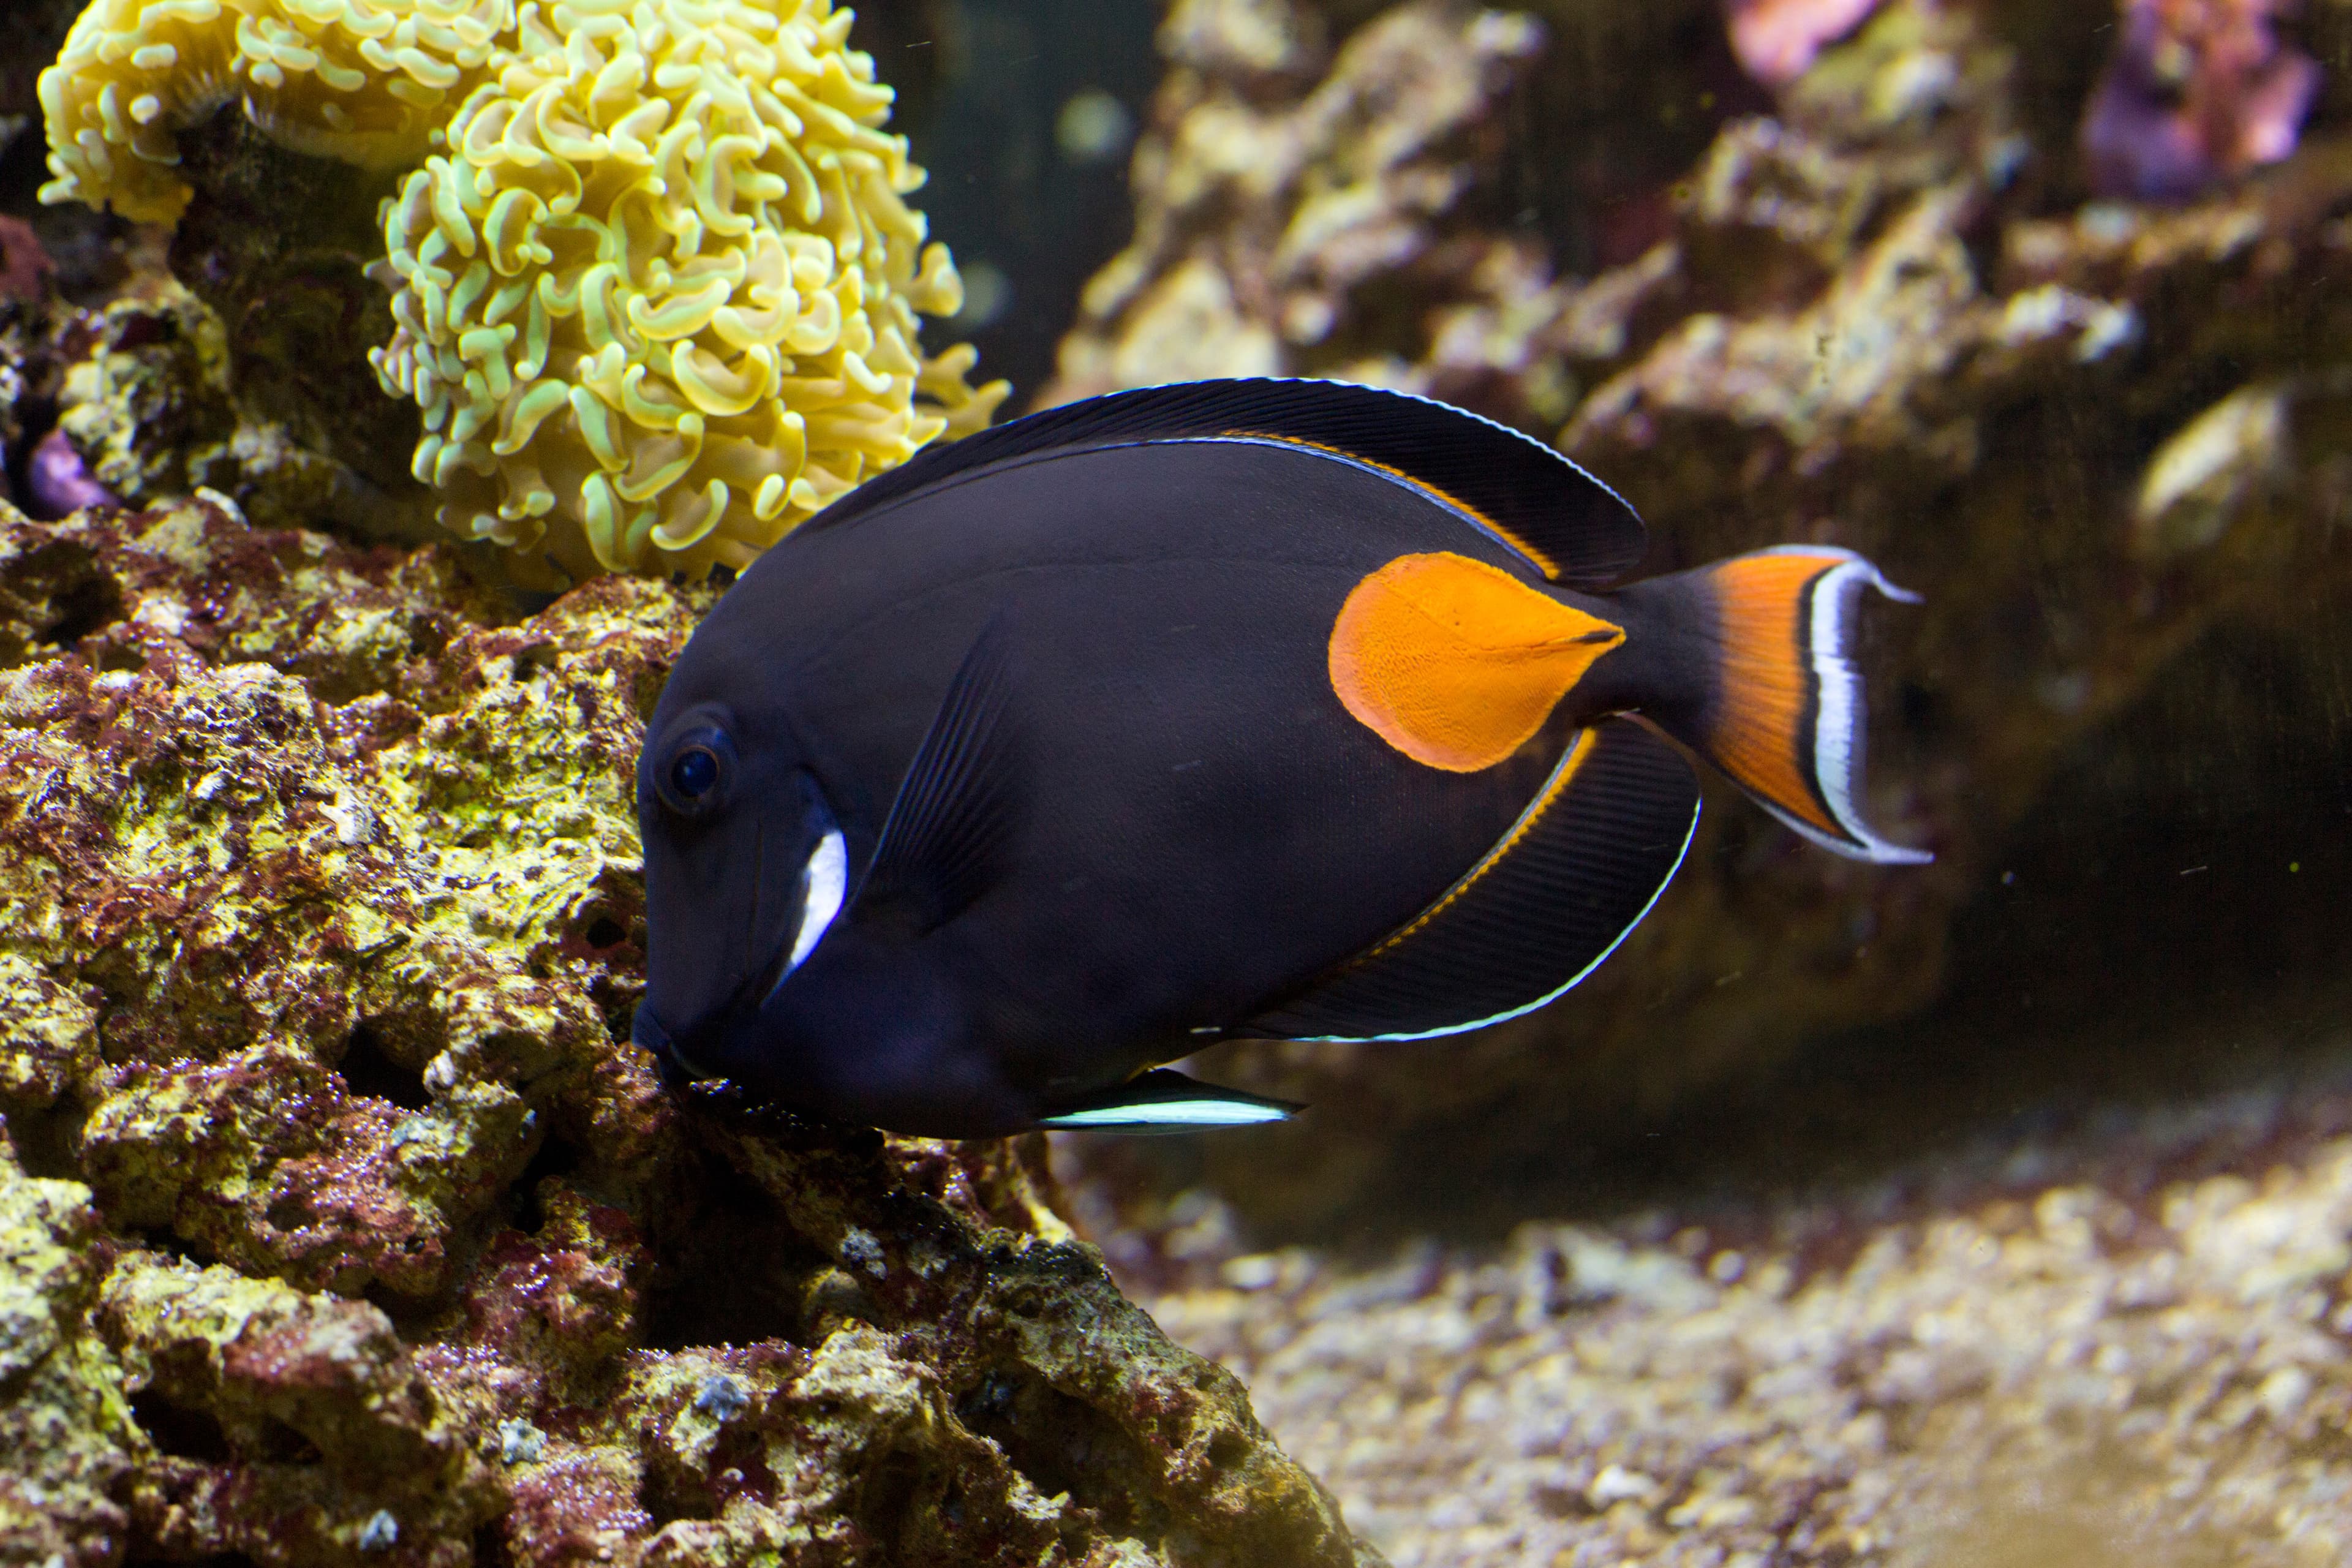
[631,379,1929,1136]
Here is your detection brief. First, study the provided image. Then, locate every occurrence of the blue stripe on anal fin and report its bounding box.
[1245,718,1702,1043]
[1035,1069,1302,1133]
[800,379,1648,588]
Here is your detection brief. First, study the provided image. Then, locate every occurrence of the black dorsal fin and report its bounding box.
[810,379,1648,587]
[850,619,1024,938]
[1035,1069,1302,1133]
[1245,719,1700,1042]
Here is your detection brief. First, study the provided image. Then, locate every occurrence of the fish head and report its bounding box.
[630,693,851,1087]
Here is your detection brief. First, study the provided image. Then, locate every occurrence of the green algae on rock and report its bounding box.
[99,1251,504,1565]
[0,491,1374,1567]
[0,1144,141,1567]
[53,284,237,516]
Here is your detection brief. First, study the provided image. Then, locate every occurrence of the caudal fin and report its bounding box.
[1650,546,1931,864]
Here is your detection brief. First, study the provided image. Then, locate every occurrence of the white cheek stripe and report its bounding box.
[1777,548,1933,867]
[784,828,847,977]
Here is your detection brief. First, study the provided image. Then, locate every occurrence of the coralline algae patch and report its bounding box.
[39,0,1009,582]
[0,492,1365,1567]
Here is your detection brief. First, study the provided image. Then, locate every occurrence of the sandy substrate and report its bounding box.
[1103,1044,2352,1567]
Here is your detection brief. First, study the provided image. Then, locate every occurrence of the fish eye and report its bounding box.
[671,747,720,800]
[650,715,737,816]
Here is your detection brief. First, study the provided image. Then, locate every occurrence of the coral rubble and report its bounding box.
[1052,0,2352,1234]
[36,0,1009,582]
[0,493,1370,1566]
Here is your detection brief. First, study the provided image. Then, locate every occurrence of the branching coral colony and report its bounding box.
[39,0,1009,581]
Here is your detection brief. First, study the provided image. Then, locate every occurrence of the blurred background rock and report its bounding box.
[854,0,1166,402]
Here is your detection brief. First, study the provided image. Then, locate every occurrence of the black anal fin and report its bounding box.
[851,618,1025,938]
[1035,1069,1302,1133]
[1246,718,1701,1042]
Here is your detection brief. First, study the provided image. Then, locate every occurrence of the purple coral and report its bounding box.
[1725,0,1886,86]
[2082,0,2320,202]
[27,428,120,519]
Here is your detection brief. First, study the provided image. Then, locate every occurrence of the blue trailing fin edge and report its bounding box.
[1036,1069,1302,1133]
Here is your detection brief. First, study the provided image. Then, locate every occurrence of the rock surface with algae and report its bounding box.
[0,489,1374,1566]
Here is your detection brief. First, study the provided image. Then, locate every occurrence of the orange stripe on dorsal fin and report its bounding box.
[799,380,1649,586]
[1330,551,1624,772]
[1222,431,1564,577]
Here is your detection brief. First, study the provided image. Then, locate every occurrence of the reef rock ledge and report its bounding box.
[0,494,1374,1568]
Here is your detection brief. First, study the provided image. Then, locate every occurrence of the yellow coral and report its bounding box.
[371,0,1006,579]
[39,0,511,224]
[39,0,1009,580]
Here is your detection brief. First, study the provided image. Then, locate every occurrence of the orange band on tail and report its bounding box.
[1705,550,1846,836]
[1676,546,1931,865]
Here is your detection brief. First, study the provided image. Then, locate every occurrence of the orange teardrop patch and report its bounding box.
[1330,552,1625,772]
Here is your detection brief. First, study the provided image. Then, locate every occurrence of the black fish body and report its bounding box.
[633,380,1928,1136]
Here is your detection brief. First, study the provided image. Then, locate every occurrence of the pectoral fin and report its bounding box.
[851,619,1025,938]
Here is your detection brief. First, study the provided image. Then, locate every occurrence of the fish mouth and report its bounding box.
[636,801,847,1090]
[636,870,827,1085]
[635,937,792,1085]
[628,1005,699,1085]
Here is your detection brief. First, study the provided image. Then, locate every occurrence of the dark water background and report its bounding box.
[855,0,1163,404]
